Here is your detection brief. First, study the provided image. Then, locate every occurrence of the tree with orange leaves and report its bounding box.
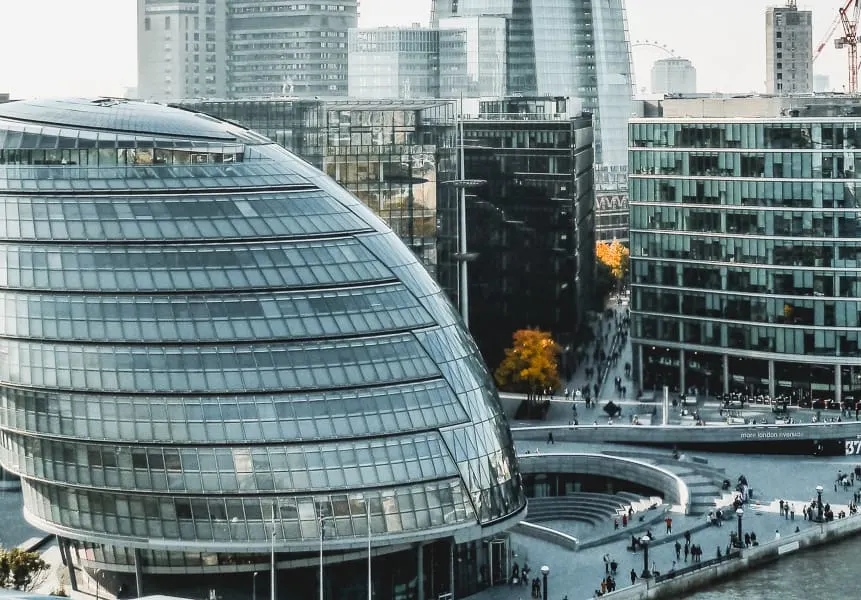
[596,239,630,281]
[494,328,561,402]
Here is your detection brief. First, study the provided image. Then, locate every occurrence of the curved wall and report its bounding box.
[0,99,525,560]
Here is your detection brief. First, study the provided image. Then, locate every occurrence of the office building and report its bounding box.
[430,0,634,168]
[0,98,525,600]
[630,95,861,406]
[455,97,596,369]
[347,18,507,101]
[437,16,507,98]
[765,0,813,95]
[348,26,441,99]
[137,0,357,102]
[650,57,697,95]
[137,0,229,101]
[229,0,357,98]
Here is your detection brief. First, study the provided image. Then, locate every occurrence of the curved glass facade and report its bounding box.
[630,110,861,405]
[0,99,524,580]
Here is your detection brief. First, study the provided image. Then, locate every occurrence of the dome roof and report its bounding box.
[0,98,248,140]
[0,99,525,554]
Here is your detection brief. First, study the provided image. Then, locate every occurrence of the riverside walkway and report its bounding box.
[469,445,861,600]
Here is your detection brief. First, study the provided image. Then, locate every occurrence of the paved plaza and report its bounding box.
[471,445,861,600]
[486,296,861,600]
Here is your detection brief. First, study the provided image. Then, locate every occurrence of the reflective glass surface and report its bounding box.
[0,99,525,557]
[630,117,861,395]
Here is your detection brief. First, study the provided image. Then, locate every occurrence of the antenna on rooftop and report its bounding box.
[787,0,797,7]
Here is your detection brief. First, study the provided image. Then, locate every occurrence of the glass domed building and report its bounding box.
[0,99,525,599]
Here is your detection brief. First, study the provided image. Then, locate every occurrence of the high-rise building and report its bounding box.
[0,97,525,599]
[347,19,507,101]
[228,0,357,98]
[437,16,507,98]
[650,57,697,95]
[348,26,441,99]
[137,0,229,101]
[765,0,813,95]
[137,0,357,102]
[630,96,861,405]
[430,0,634,168]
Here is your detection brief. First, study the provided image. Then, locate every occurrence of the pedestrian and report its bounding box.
[774,529,780,540]
[665,516,673,534]
[622,513,628,527]
[744,532,751,547]
[779,499,784,515]
[684,530,691,544]
[790,504,795,520]
[674,540,681,559]
[683,542,689,562]
[547,431,554,445]
[603,553,609,574]
[630,569,637,585]
[614,518,619,530]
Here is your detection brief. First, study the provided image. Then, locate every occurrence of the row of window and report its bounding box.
[0,284,431,342]
[632,235,861,268]
[630,122,861,150]
[0,240,393,292]
[0,379,467,443]
[637,289,861,327]
[634,315,861,356]
[632,262,861,298]
[1,431,457,494]
[23,479,473,543]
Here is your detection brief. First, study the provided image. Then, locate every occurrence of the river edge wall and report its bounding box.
[599,513,861,600]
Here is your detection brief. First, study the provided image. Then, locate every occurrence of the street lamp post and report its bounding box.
[736,508,744,548]
[640,536,651,579]
[816,485,824,522]
[253,571,259,600]
[540,565,550,600]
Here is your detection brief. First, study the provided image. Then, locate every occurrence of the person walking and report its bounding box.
[674,540,681,560]
[547,431,554,445]
[683,541,690,562]
[665,516,673,534]
[630,569,637,585]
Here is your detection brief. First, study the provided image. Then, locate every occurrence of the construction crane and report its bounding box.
[835,0,861,93]
[813,13,842,63]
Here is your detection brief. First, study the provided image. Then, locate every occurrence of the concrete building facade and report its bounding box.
[137,0,229,101]
[137,0,357,102]
[228,0,357,98]
[650,57,697,95]
[765,0,813,95]
[630,96,861,406]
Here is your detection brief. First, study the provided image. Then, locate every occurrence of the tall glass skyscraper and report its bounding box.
[430,0,634,167]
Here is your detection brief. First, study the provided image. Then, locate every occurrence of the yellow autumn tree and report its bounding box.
[494,329,561,401]
[596,239,630,281]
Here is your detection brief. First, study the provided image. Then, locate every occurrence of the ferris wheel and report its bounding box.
[630,40,679,94]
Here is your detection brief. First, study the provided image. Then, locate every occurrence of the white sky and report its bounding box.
[0,0,848,98]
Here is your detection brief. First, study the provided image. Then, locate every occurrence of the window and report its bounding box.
[165,15,171,29]
[145,17,150,31]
